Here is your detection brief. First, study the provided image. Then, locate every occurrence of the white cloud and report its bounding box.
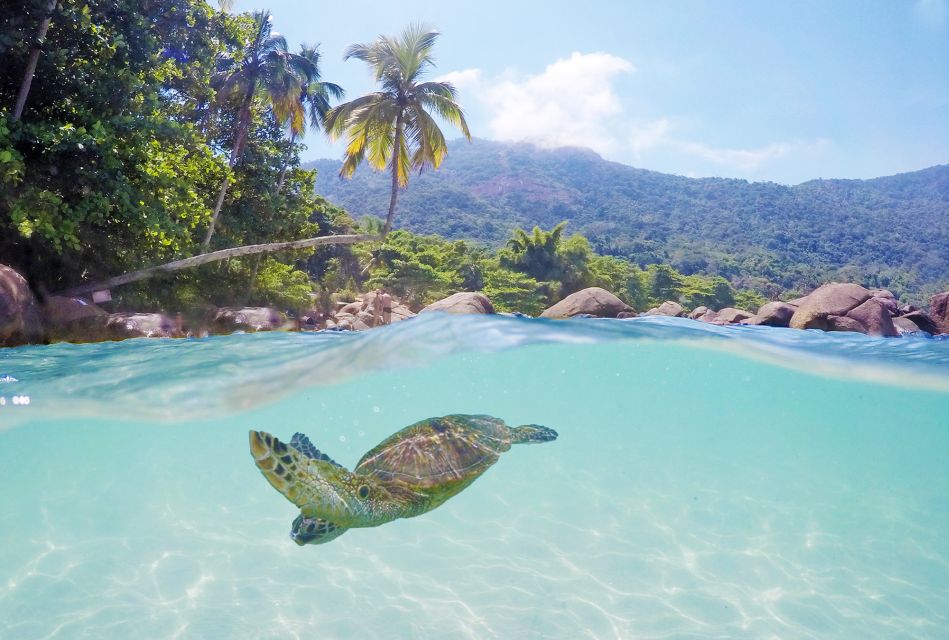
[435,68,483,89]
[439,53,828,178]
[478,52,635,154]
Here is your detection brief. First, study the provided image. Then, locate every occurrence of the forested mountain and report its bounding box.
[309,140,948,300]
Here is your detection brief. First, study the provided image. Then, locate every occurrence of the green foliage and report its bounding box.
[734,290,767,312]
[0,1,351,311]
[680,275,735,310]
[253,258,312,311]
[480,259,546,315]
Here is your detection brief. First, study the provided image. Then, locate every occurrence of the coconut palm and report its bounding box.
[202,9,314,250]
[275,44,344,192]
[324,24,471,235]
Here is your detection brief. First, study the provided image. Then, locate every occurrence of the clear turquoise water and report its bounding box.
[1,315,947,639]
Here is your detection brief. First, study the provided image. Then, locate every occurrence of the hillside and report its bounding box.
[307,140,949,300]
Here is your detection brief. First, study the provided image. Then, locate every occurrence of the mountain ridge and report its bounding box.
[307,139,948,300]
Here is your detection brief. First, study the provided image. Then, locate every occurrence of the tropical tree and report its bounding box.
[202,9,314,250]
[324,24,471,234]
[275,44,343,192]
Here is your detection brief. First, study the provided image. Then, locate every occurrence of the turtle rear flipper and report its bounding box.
[510,424,558,444]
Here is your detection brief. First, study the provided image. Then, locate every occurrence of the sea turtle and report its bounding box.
[249,414,558,545]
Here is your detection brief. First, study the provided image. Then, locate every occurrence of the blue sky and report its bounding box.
[235,0,948,184]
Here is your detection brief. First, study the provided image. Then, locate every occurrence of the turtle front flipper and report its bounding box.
[249,430,358,520]
[290,513,348,546]
[509,424,558,444]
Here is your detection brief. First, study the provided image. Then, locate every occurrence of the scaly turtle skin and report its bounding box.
[249,414,557,545]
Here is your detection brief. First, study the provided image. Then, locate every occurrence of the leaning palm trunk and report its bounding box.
[275,131,297,193]
[201,90,254,251]
[12,0,57,121]
[57,233,380,297]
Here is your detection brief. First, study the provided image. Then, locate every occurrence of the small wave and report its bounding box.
[1,314,947,425]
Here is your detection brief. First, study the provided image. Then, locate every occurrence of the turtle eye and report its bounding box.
[357,484,370,500]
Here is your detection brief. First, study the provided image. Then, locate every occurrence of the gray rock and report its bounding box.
[540,287,631,319]
[930,292,949,334]
[825,315,868,334]
[616,311,638,319]
[688,306,709,320]
[421,291,495,315]
[42,296,109,342]
[644,301,684,317]
[846,298,899,337]
[105,313,178,339]
[0,264,42,346]
[893,316,922,335]
[900,310,939,335]
[789,283,872,330]
[697,309,721,323]
[744,301,796,327]
[871,295,899,316]
[211,307,286,333]
[717,307,754,324]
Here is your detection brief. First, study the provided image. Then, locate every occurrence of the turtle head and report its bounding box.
[509,424,558,444]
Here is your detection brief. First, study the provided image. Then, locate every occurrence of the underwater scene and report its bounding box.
[1,314,947,639]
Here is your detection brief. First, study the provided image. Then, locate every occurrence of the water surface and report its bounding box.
[1,315,947,639]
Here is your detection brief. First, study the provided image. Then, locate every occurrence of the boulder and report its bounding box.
[744,301,796,327]
[893,316,922,335]
[900,310,939,335]
[898,303,919,315]
[697,309,721,323]
[0,264,42,346]
[717,307,754,324]
[211,307,286,333]
[845,298,899,337]
[105,313,178,339]
[540,287,632,319]
[421,291,495,315]
[42,295,109,342]
[871,295,899,316]
[789,283,872,330]
[616,311,638,319]
[869,288,896,300]
[644,301,684,317]
[825,315,867,334]
[338,301,362,315]
[930,292,949,334]
[689,306,709,320]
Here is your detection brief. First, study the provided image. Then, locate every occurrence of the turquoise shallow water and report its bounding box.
[0,314,947,639]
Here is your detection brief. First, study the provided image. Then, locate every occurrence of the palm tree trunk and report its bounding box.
[56,233,381,297]
[275,131,296,193]
[201,88,255,251]
[383,112,404,235]
[12,0,57,121]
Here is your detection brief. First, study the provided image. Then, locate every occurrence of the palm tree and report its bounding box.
[275,44,344,192]
[504,222,568,282]
[202,9,314,250]
[324,24,471,235]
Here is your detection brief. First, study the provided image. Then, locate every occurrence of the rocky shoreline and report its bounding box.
[2,264,946,347]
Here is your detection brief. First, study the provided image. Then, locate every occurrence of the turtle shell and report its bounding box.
[354,415,513,489]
